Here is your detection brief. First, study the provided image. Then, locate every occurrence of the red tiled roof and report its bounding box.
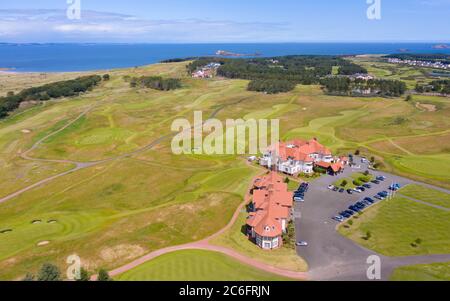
[269,138,331,162]
[247,173,293,238]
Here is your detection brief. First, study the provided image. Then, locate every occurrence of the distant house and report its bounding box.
[314,161,344,175]
[191,62,221,78]
[260,138,334,175]
[246,172,293,250]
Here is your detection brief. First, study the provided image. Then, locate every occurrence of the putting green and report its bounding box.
[117,249,292,281]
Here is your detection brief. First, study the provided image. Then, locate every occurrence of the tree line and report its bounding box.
[129,76,182,91]
[321,77,407,97]
[416,79,450,94]
[0,75,103,119]
[188,55,370,94]
[247,79,296,94]
[22,262,112,281]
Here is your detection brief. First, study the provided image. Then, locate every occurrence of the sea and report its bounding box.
[0,43,449,73]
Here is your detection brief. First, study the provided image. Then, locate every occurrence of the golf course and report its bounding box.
[0,57,449,280]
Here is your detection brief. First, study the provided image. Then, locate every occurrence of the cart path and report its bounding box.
[0,96,252,204]
[92,175,309,281]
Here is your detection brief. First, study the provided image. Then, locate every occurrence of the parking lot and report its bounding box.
[293,156,450,280]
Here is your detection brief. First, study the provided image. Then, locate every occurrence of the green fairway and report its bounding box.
[391,262,450,281]
[338,196,450,256]
[117,250,292,281]
[1,59,450,279]
[399,184,450,209]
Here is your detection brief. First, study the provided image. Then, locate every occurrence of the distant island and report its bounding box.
[215,50,262,57]
[433,44,450,49]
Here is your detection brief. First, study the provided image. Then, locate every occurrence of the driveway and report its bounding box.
[294,157,450,281]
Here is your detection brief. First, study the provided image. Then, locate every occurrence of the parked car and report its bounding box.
[339,188,345,193]
[371,180,380,184]
[353,188,362,193]
[339,212,351,218]
[374,195,384,200]
[333,187,339,192]
[357,186,366,192]
[347,189,353,194]
[349,205,361,212]
[333,215,345,222]
[328,185,335,190]
[376,176,386,181]
[345,210,355,216]
[296,241,308,247]
[364,197,375,204]
[363,184,372,189]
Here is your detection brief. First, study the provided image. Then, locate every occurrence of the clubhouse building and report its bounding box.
[259,138,345,175]
[246,172,293,250]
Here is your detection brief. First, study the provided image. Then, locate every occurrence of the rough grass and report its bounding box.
[1,60,450,279]
[390,262,450,281]
[117,249,292,281]
[338,197,450,256]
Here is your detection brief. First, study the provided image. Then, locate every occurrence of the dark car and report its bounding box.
[333,187,339,192]
[347,189,353,194]
[371,180,380,184]
[349,205,361,212]
[345,210,355,216]
[364,197,375,204]
[363,184,372,189]
[357,186,366,191]
[339,188,345,193]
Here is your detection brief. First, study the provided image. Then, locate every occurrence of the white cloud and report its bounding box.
[0,9,291,43]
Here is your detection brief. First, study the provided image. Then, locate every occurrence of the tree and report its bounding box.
[77,267,90,281]
[102,74,110,81]
[341,180,348,187]
[37,263,61,281]
[284,177,290,184]
[7,91,14,97]
[405,95,413,102]
[97,269,112,281]
[370,156,375,163]
[365,231,372,240]
[355,150,360,156]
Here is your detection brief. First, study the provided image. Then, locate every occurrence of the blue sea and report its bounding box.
[0,43,449,72]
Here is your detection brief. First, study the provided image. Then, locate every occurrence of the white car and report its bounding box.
[328,185,335,190]
[353,188,362,193]
[296,241,308,247]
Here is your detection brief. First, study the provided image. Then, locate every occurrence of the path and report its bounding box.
[92,174,309,281]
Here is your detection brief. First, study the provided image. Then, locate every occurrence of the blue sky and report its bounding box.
[0,0,449,43]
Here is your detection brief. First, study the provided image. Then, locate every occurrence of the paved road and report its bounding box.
[294,157,450,281]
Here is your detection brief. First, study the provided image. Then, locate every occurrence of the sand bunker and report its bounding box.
[37,241,50,247]
[416,102,436,112]
[0,229,13,234]
[31,220,42,224]
[21,129,32,134]
[47,220,58,224]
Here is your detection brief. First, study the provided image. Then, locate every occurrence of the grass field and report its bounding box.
[0,59,449,279]
[117,249,292,281]
[338,196,450,256]
[210,212,308,272]
[399,184,450,209]
[390,262,450,281]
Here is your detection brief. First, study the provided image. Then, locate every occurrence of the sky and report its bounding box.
[0,0,449,43]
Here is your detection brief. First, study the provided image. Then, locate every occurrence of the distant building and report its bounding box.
[260,138,334,175]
